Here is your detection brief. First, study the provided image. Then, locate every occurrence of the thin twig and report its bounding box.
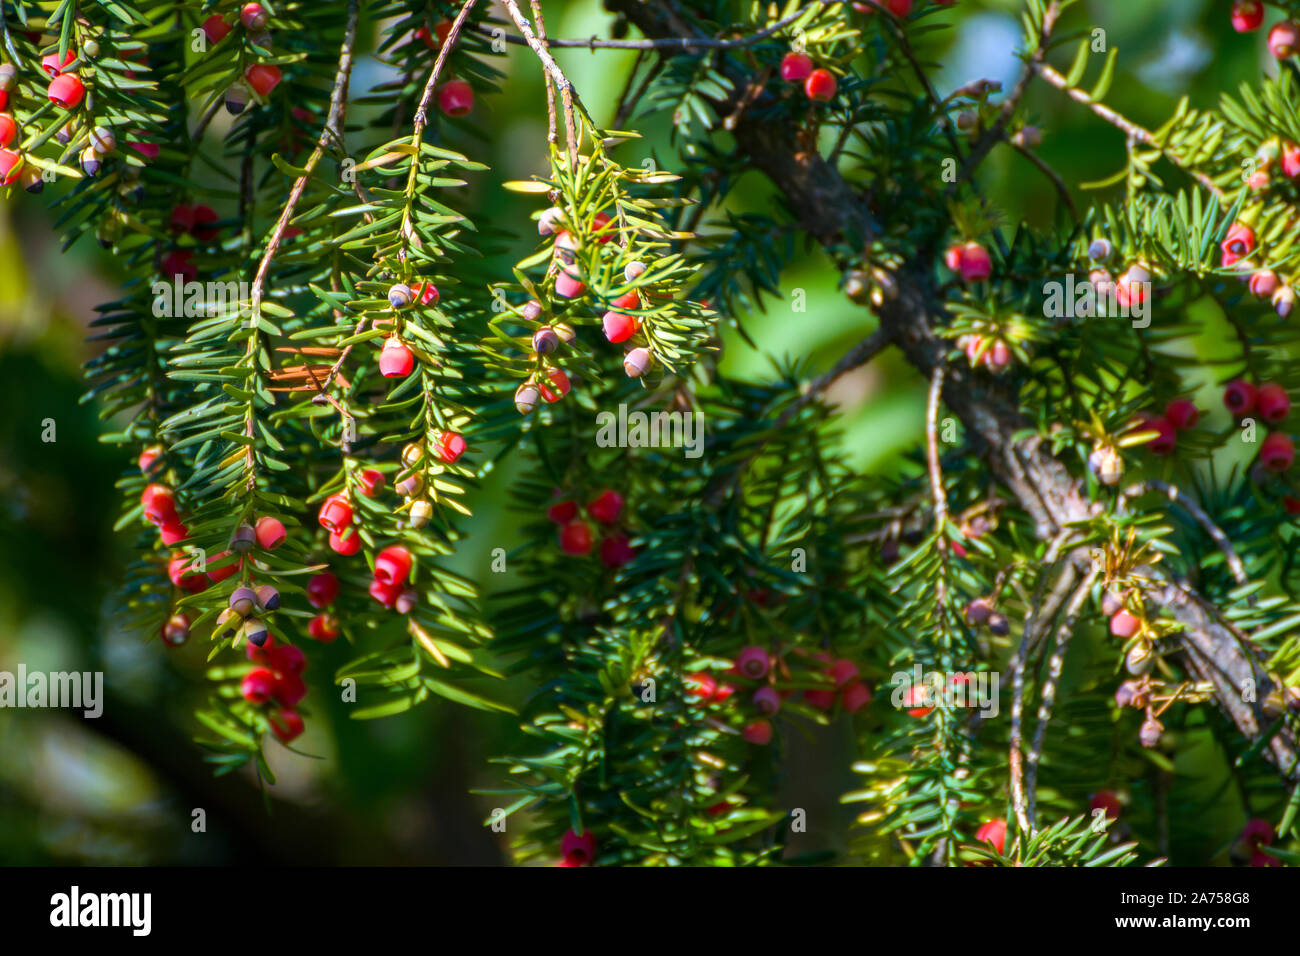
[1035,62,1225,202]
[500,0,593,167]
[1010,140,1079,222]
[529,0,558,146]
[1122,480,1248,587]
[1026,567,1099,820]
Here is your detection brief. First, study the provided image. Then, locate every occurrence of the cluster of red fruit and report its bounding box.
[409,19,473,116]
[368,546,419,612]
[778,52,838,102]
[0,47,100,189]
[1136,398,1199,456]
[1231,1,1300,62]
[242,635,307,743]
[1235,818,1281,867]
[202,4,283,113]
[1223,379,1294,472]
[159,203,223,283]
[1216,221,1295,314]
[380,281,440,377]
[1084,238,1151,311]
[548,489,635,568]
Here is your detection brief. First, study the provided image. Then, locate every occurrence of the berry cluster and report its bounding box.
[548,488,635,568]
[778,52,838,103]
[202,4,284,114]
[306,572,342,643]
[1224,379,1294,472]
[381,280,440,377]
[1136,397,1200,457]
[242,635,308,744]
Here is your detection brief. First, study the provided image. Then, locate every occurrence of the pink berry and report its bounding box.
[1109,609,1141,638]
[1256,384,1290,424]
[306,572,339,608]
[329,528,363,555]
[805,688,836,711]
[318,493,353,533]
[1232,1,1265,32]
[804,68,837,101]
[437,431,467,463]
[561,828,597,865]
[588,490,624,525]
[204,14,233,44]
[380,337,415,377]
[555,272,586,298]
[439,79,473,117]
[742,719,773,745]
[975,818,1007,854]
[358,468,385,497]
[547,498,578,525]
[270,709,304,743]
[1090,791,1122,821]
[1260,432,1295,472]
[369,577,403,608]
[734,645,769,679]
[307,612,340,643]
[842,681,871,713]
[780,52,813,83]
[602,310,639,344]
[1142,416,1176,456]
[374,545,413,586]
[254,515,286,549]
[241,667,276,704]
[827,659,859,688]
[1164,398,1199,431]
[559,520,593,556]
[1269,21,1300,58]
[1221,223,1256,267]
[1223,379,1257,417]
[685,672,717,700]
[753,687,781,715]
[245,64,282,97]
[599,533,636,568]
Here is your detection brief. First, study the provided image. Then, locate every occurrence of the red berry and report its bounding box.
[713,683,737,704]
[842,681,871,713]
[379,337,415,377]
[1242,818,1274,848]
[318,493,353,533]
[554,272,586,298]
[1269,21,1300,58]
[735,645,769,679]
[0,148,21,186]
[588,490,624,525]
[1110,609,1141,638]
[975,818,1007,854]
[167,552,206,593]
[307,612,340,643]
[561,828,597,865]
[329,527,363,555]
[590,212,615,244]
[599,533,635,568]
[1142,416,1176,456]
[160,250,196,283]
[547,498,578,524]
[245,63,282,97]
[272,672,307,707]
[369,577,402,608]
[753,687,781,715]
[1221,222,1256,267]
[1164,399,1199,431]
[439,79,473,117]
[240,3,268,31]
[538,368,571,403]
[1232,1,1265,32]
[159,521,189,545]
[191,204,220,241]
[602,310,639,344]
[1224,380,1258,417]
[254,515,286,550]
[169,204,195,234]
[413,281,439,306]
[241,667,276,704]
[41,50,76,78]
[804,68,837,101]
[0,114,15,150]
[436,431,467,464]
[374,545,413,586]
[742,719,773,745]
[805,688,837,711]
[1090,791,1122,821]
[48,73,85,110]
[902,684,933,717]
[206,550,242,583]
[559,520,593,556]
[141,483,178,526]
[685,672,717,699]
[1261,432,1295,472]
[780,52,813,83]
[270,709,304,743]
[306,572,340,608]
[358,468,385,497]
[1256,384,1291,424]
[828,659,859,688]
[269,643,306,676]
[204,14,233,43]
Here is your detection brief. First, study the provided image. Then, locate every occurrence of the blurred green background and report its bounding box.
[0,0,1274,864]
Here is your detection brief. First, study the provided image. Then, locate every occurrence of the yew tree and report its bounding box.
[9,0,1300,865]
